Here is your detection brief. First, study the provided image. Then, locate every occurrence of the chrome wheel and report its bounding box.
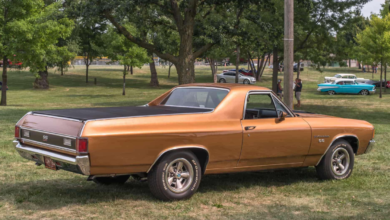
[219,79,226,83]
[328,90,335,95]
[165,158,194,194]
[360,89,369,95]
[243,79,250,84]
[331,148,350,176]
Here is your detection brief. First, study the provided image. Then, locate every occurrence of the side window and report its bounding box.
[342,76,348,79]
[337,81,344,85]
[344,81,353,85]
[245,94,277,119]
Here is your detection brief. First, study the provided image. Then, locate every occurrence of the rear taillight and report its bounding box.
[15,126,20,138]
[76,138,88,155]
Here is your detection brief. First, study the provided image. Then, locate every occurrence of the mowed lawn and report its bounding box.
[0,65,389,220]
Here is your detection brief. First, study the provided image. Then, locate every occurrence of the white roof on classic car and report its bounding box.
[335,74,356,76]
[333,79,357,83]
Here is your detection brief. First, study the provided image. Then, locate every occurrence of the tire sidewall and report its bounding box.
[219,79,226,83]
[156,151,202,200]
[324,141,354,180]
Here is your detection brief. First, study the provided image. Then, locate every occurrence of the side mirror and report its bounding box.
[277,110,287,121]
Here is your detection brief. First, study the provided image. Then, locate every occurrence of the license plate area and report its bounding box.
[44,157,57,171]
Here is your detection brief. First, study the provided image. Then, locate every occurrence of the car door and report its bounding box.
[334,81,344,93]
[225,72,235,83]
[239,92,311,167]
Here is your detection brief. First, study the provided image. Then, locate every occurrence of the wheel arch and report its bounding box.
[147,146,209,175]
[316,135,359,166]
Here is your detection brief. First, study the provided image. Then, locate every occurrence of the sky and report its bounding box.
[361,0,385,17]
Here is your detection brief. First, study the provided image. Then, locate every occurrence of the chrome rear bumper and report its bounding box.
[13,140,90,175]
[365,139,375,154]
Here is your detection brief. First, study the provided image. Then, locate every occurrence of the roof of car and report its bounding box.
[177,83,271,91]
[335,73,356,76]
[334,79,356,82]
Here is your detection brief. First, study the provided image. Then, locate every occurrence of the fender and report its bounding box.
[147,145,209,173]
[316,134,359,166]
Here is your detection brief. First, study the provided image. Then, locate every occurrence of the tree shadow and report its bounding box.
[0,167,318,211]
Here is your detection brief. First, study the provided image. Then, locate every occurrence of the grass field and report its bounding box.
[0,65,389,219]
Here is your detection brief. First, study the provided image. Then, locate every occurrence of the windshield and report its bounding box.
[161,88,229,109]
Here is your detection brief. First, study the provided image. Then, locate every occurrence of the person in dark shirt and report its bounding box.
[295,78,302,107]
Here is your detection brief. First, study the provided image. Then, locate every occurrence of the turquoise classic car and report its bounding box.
[317,79,375,95]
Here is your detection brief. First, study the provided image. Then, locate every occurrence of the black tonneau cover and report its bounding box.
[32,106,211,121]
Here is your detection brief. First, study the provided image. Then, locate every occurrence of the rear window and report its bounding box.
[161,88,229,109]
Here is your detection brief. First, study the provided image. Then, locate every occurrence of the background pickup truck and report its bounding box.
[14,83,375,201]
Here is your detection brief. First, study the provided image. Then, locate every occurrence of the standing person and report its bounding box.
[277,79,283,99]
[295,78,302,107]
[363,65,366,72]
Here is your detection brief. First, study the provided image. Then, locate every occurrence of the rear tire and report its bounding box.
[328,90,335,95]
[148,151,202,201]
[93,175,130,185]
[219,78,226,83]
[316,140,354,180]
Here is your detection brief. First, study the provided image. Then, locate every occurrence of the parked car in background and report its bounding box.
[14,84,375,201]
[317,79,375,95]
[217,71,256,84]
[223,68,254,76]
[282,63,304,72]
[364,80,390,88]
[0,59,22,67]
[324,74,369,83]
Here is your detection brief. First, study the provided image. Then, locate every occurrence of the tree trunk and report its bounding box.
[209,58,217,83]
[235,44,240,83]
[86,63,89,83]
[61,65,64,76]
[256,54,265,80]
[297,60,301,79]
[259,54,270,80]
[272,47,279,93]
[385,64,387,91]
[123,65,126,96]
[34,67,49,89]
[168,63,173,78]
[380,61,383,98]
[349,59,351,68]
[358,62,361,69]
[1,56,8,106]
[149,57,159,87]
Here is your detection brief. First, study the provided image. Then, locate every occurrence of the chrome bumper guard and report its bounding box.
[13,140,90,175]
[365,139,375,154]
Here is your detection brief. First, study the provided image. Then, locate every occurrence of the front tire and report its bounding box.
[148,151,202,201]
[243,79,250,84]
[92,175,130,185]
[219,78,226,83]
[360,89,369,95]
[316,140,354,180]
[328,90,335,95]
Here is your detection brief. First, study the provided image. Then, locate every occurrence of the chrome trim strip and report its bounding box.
[31,113,83,122]
[146,146,209,173]
[365,139,375,154]
[162,104,214,110]
[315,135,359,166]
[21,138,76,153]
[16,112,32,125]
[14,140,77,164]
[84,108,216,122]
[20,127,77,139]
[242,90,295,120]
[14,140,90,175]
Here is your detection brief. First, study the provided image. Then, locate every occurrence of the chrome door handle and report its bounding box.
[245,126,256,130]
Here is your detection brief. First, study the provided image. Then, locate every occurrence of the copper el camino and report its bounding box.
[13,84,375,200]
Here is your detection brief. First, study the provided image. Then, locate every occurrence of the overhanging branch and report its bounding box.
[104,11,178,63]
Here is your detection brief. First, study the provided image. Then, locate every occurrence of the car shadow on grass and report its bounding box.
[0,167,318,211]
